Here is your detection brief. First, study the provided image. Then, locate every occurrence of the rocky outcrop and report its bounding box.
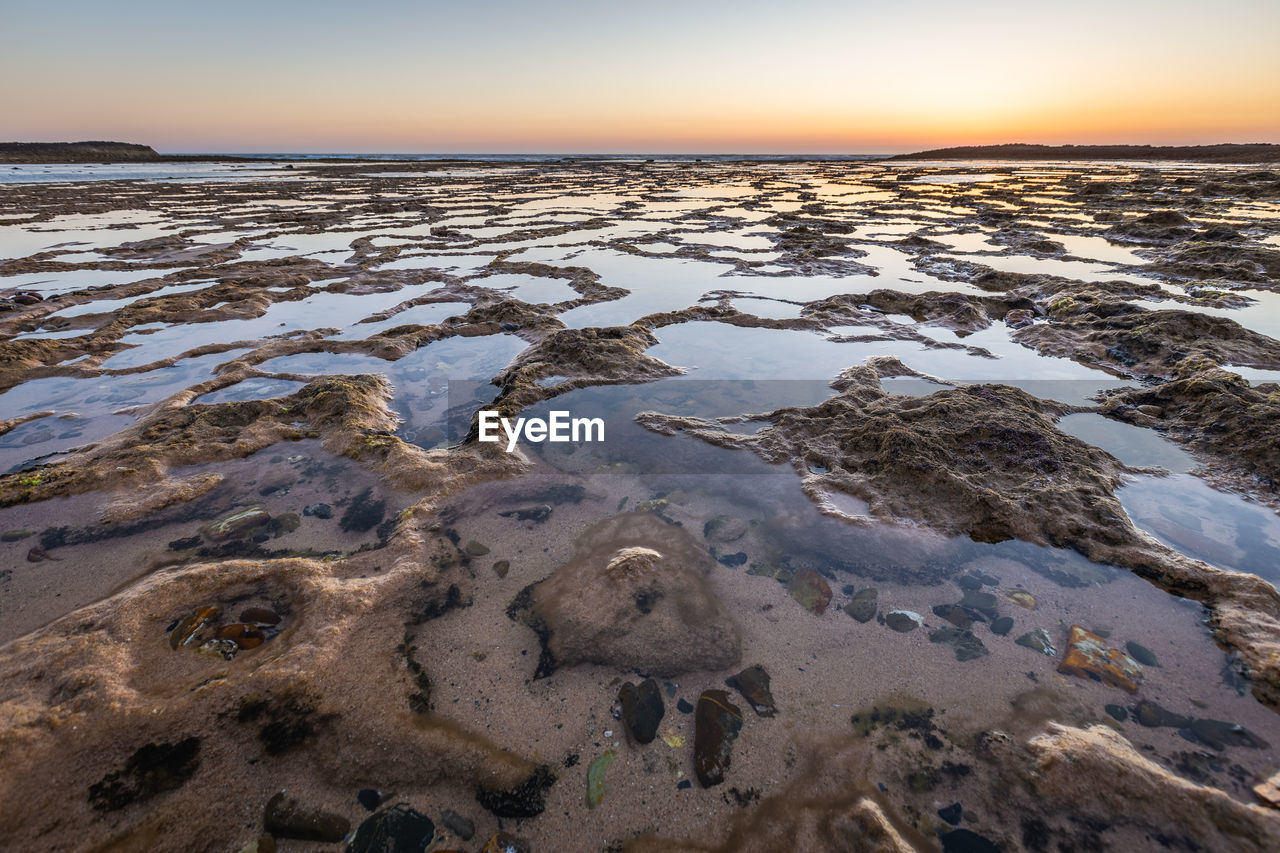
[890,143,1280,163]
[1014,303,1280,379]
[639,361,1133,554]
[1103,368,1280,493]
[508,513,741,677]
[0,141,161,163]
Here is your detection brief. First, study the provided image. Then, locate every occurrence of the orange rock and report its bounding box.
[216,623,266,649]
[169,605,222,649]
[1057,625,1143,693]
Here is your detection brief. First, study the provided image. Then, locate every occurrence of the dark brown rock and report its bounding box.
[618,678,665,744]
[726,664,777,717]
[695,689,744,788]
[843,588,877,623]
[787,567,832,615]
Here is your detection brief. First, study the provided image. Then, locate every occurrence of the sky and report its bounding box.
[3,0,1279,153]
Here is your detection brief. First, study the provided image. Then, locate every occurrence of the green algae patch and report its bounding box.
[586,750,616,808]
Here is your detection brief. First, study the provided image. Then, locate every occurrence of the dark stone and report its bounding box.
[989,616,1014,636]
[787,567,832,614]
[1104,704,1129,722]
[677,698,695,714]
[340,488,386,533]
[263,791,350,842]
[346,803,435,853]
[492,559,510,579]
[167,535,202,551]
[933,604,973,630]
[938,802,963,826]
[1134,700,1193,729]
[717,551,748,567]
[500,322,520,331]
[959,589,998,619]
[694,689,744,788]
[304,503,333,519]
[1125,641,1160,667]
[929,628,988,661]
[357,789,382,811]
[440,808,475,841]
[476,765,557,818]
[844,588,877,623]
[726,664,777,717]
[619,678,665,744]
[941,828,1000,853]
[677,779,692,790]
[885,611,922,633]
[88,737,201,811]
[1184,718,1268,750]
[957,575,985,591]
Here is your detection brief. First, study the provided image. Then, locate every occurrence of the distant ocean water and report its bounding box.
[216,153,890,162]
[1,154,889,184]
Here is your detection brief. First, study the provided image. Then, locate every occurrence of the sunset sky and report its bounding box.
[4,0,1279,154]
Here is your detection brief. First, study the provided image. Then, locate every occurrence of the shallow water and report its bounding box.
[3,160,1280,851]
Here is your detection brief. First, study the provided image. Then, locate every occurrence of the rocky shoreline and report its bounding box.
[1,159,1279,851]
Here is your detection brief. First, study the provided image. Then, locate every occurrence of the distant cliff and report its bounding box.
[0,141,161,163]
[891,143,1280,163]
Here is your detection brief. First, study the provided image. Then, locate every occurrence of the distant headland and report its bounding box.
[890,143,1280,163]
[0,141,162,163]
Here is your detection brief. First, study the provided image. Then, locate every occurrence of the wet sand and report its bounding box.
[2,160,1280,851]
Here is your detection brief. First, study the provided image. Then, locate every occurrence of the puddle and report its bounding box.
[1057,413,1197,473]
[474,273,580,304]
[1120,475,1280,584]
[0,440,399,641]
[333,301,471,339]
[192,378,309,404]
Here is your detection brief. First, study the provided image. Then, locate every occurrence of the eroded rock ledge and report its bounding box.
[637,360,1280,709]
